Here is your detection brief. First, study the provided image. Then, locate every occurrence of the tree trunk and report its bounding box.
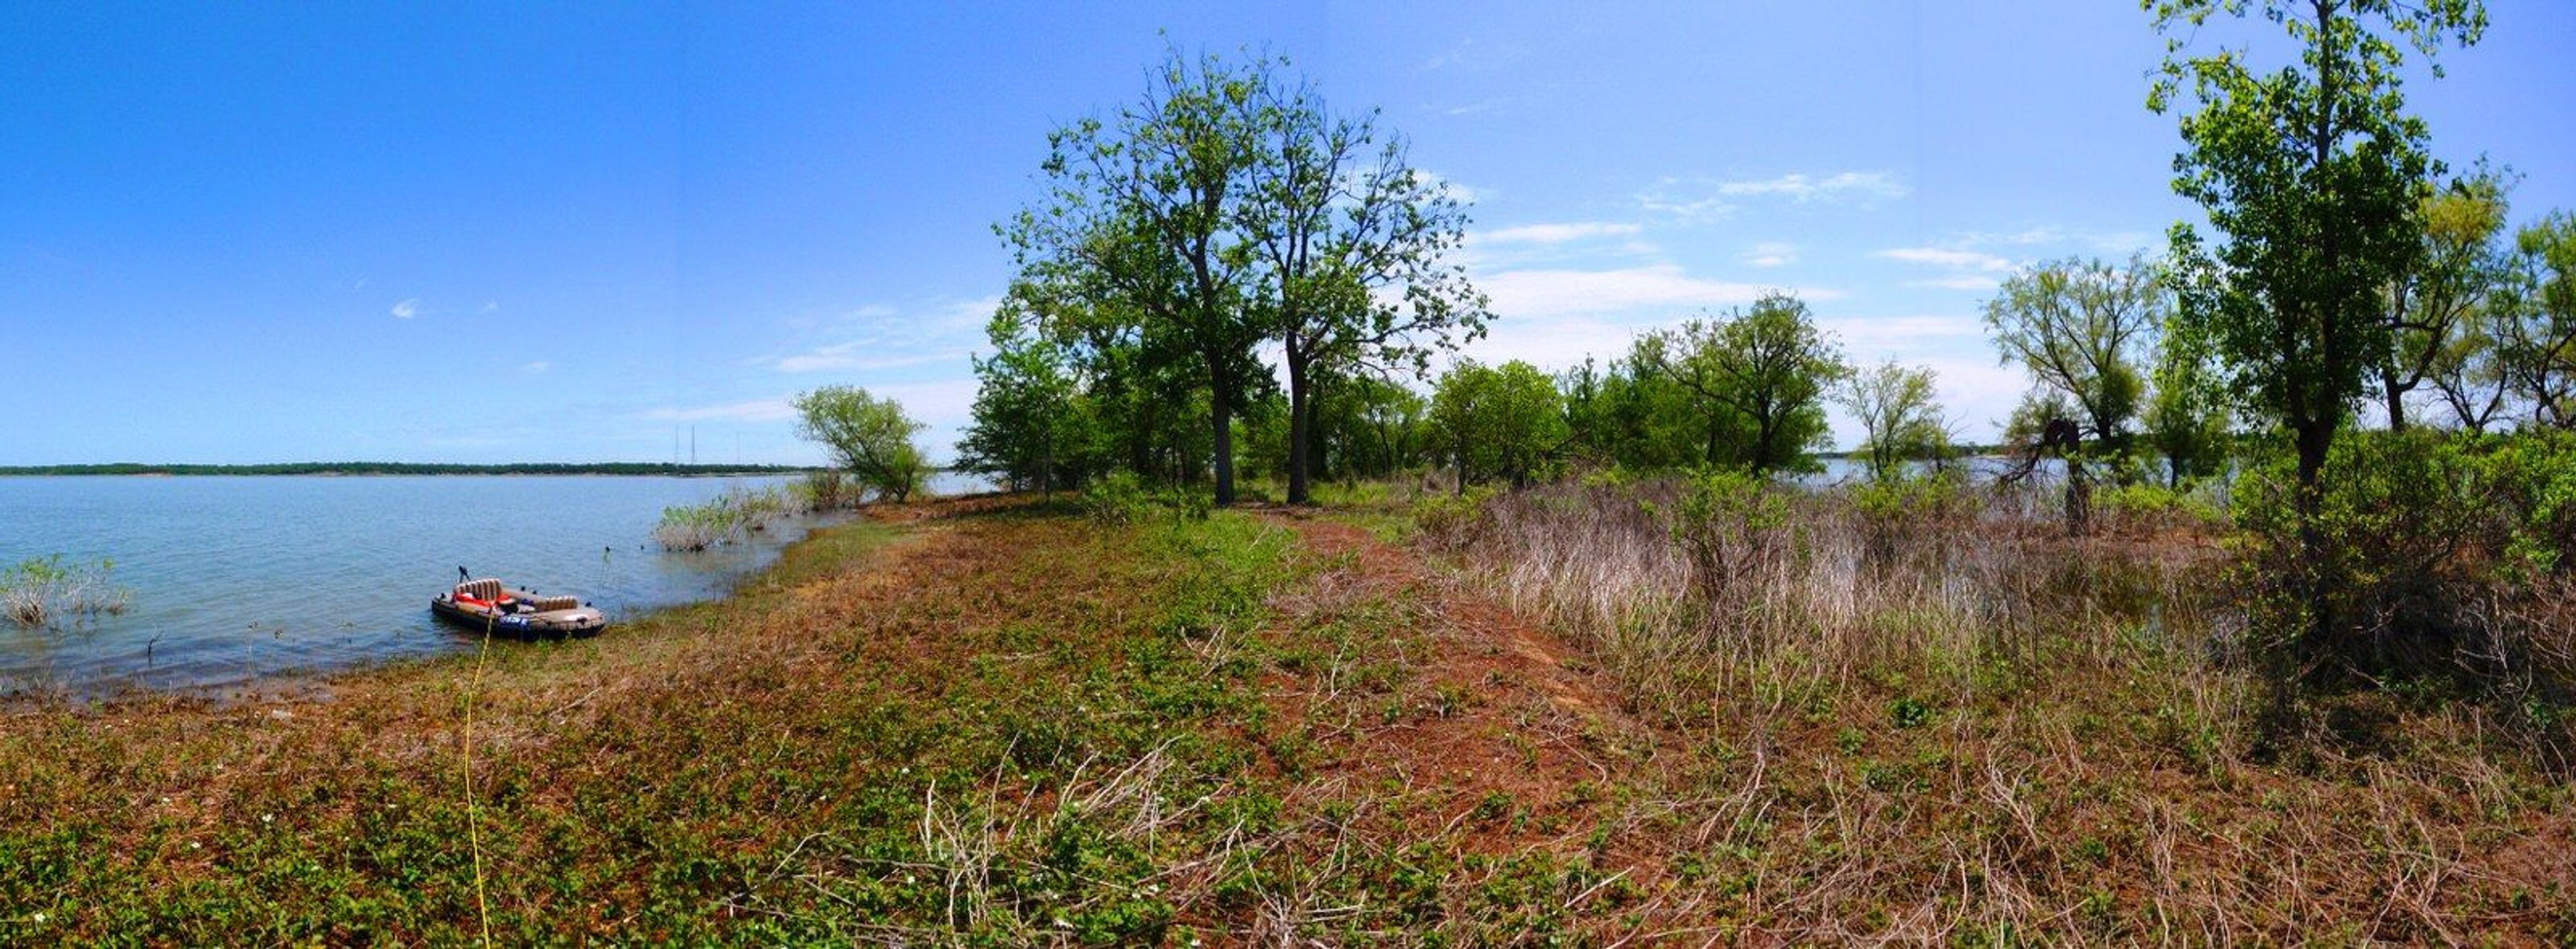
[1454,436,1468,497]
[1285,350,1312,505]
[2064,458,2090,536]
[2385,382,2408,432]
[2292,415,2335,673]
[1211,384,1236,507]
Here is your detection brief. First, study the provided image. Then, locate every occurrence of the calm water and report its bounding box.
[0,475,860,697]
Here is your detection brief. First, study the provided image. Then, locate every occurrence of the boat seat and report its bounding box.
[455,579,506,601]
[529,595,582,613]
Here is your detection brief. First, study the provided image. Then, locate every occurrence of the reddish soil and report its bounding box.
[1253,509,1650,856]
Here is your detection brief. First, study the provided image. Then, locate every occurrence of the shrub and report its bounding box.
[790,469,853,512]
[1079,472,1210,527]
[653,484,802,552]
[2231,429,2576,763]
[1409,487,1495,552]
[1656,467,1789,605]
[1081,471,1152,526]
[1,555,130,630]
[2092,480,2224,534]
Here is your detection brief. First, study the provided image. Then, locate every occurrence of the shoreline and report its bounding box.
[0,464,822,477]
[0,494,1017,715]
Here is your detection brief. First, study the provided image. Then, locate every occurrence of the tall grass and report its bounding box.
[1419,472,2238,730]
[1410,475,2576,938]
[652,484,814,552]
[1,555,131,630]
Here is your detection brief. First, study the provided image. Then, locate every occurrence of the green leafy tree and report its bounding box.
[1242,74,1488,505]
[2143,320,2235,488]
[2148,0,2485,685]
[1004,48,1270,506]
[2149,0,2482,487]
[1981,253,2163,453]
[793,386,928,503]
[959,304,1095,493]
[1648,292,1847,474]
[1837,360,1945,481]
[2497,212,2576,427]
[2378,168,2512,430]
[1430,360,1566,491]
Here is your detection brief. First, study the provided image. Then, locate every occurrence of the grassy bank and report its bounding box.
[0,497,1633,942]
[1,489,2569,942]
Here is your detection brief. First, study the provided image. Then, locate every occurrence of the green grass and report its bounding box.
[0,503,1635,942]
[7,487,2572,943]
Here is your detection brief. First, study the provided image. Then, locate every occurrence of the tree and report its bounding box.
[2148,0,2485,685]
[2496,213,2576,428]
[2142,322,2235,487]
[1648,292,1847,474]
[2377,168,2512,430]
[1005,48,1270,506]
[1242,74,1488,505]
[958,303,1093,493]
[1981,253,2163,452]
[794,386,928,503]
[1430,360,1565,491]
[1837,360,1944,481]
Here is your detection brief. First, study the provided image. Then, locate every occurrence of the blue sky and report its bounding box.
[3,1,2569,466]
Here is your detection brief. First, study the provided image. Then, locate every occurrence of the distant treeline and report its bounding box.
[0,462,820,477]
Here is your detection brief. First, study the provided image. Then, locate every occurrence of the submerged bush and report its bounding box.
[653,484,806,552]
[1,555,130,630]
[790,469,854,512]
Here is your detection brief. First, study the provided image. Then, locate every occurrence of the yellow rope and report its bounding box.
[463,595,496,946]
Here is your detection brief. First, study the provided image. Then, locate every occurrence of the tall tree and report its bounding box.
[1981,253,2164,452]
[1005,49,1269,506]
[794,387,928,503]
[958,303,1091,494]
[2147,0,2485,677]
[2497,212,2576,428]
[1430,360,1566,491]
[2377,168,2511,430]
[1648,292,1847,474]
[1837,360,1945,481]
[1241,74,1488,505]
[2142,320,2235,488]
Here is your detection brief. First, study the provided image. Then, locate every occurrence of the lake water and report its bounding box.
[0,475,896,697]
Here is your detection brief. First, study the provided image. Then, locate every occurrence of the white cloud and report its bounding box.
[1473,221,1642,245]
[1638,171,1905,221]
[520,360,550,373]
[641,399,797,423]
[1819,315,1985,352]
[1714,171,1909,203]
[1637,189,1734,220]
[1875,247,2015,271]
[390,299,419,319]
[1741,242,1799,268]
[869,378,980,428]
[776,343,966,374]
[481,301,500,314]
[1479,263,1840,319]
[934,295,1004,329]
[1462,315,1650,372]
[1956,226,2161,255]
[1418,37,1520,73]
[1416,170,1487,204]
[1906,275,2004,293]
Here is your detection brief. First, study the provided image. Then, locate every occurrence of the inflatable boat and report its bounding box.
[431,577,607,641]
